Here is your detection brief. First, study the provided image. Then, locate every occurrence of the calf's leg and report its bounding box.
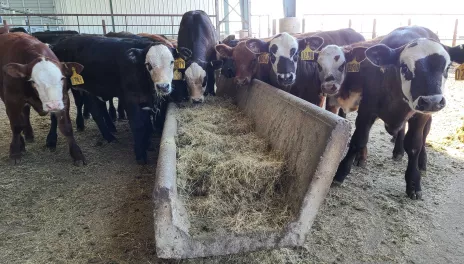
[126,102,151,164]
[392,126,406,161]
[57,96,86,166]
[418,116,431,172]
[46,113,58,151]
[88,96,116,143]
[403,114,430,200]
[6,103,26,164]
[108,97,117,122]
[117,97,126,120]
[71,88,85,131]
[334,108,377,184]
[23,105,34,142]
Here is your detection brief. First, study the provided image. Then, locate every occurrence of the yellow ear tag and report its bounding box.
[70,67,84,85]
[173,69,183,80]
[174,58,185,70]
[258,52,270,64]
[301,45,315,61]
[455,64,464,81]
[346,58,361,73]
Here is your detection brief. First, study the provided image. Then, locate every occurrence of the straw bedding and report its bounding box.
[175,97,295,235]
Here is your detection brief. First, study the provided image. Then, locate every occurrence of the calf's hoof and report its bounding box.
[407,190,422,200]
[70,143,87,166]
[9,154,22,165]
[25,135,34,143]
[331,180,343,187]
[392,152,404,161]
[46,141,57,152]
[354,158,367,168]
[136,159,147,165]
[390,136,396,143]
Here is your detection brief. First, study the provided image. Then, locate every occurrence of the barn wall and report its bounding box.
[54,0,217,36]
[0,0,60,32]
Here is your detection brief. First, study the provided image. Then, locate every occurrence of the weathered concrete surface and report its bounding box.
[153,75,352,259]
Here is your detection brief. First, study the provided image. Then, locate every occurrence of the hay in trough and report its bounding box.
[175,97,295,235]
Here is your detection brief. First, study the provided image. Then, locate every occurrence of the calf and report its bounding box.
[176,10,220,103]
[52,35,177,164]
[0,33,85,165]
[334,26,464,199]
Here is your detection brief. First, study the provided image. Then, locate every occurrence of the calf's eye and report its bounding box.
[145,63,153,71]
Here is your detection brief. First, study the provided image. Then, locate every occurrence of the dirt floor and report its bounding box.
[1,77,464,264]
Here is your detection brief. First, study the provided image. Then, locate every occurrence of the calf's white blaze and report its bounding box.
[270,32,298,75]
[30,59,64,111]
[399,39,450,111]
[185,62,207,100]
[146,45,174,95]
[317,45,346,93]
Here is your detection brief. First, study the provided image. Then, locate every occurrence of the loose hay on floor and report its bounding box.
[175,97,295,235]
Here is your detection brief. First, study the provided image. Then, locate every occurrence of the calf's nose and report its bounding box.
[156,83,171,94]
[416,95,446,112]
[45,101,64,112]
[192,98,204,104]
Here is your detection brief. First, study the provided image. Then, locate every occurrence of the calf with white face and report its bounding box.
[365,38,462,113]
[317,45,367,96]
[4,57,83,112]
[128,43,176,97]
[245,33,323,87]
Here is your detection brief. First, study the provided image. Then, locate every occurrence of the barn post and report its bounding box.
[272,19,276,35]
[349,19,352,28]
[102,19,107,35]
[248,0,252,37]
[408,18,411,26]
[452,19,459,47]
[2,20,8,33]
[109,0,116,33]
[372,18,377,39]
[216,0,221,38]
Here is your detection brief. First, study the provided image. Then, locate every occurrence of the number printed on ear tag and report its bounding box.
[70,67,84,85]
[455,64,464,81]
[301,45,315,61]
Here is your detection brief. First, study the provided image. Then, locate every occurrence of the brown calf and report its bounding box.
[0,32,85,165]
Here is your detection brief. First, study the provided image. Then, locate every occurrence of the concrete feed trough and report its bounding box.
[153,76,351,259]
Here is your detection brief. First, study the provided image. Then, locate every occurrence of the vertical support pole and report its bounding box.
[372,18,377,39]
[215,0,221,38]
[3,20,9,33]
[109,0,116,33]
[102,19,107,35]
[26,15,31,33]
[452,19,459,47]
[302,18,305,33]
[247,0,252,37]
[267,15,271,37]
[171,16,174,38]
[349,19,352,28]
[77,15,80,33]
[408,18,411,26]
[125,16,128,32]
[272,19,276,35]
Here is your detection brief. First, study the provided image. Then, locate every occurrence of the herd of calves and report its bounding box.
[0,10,463,201]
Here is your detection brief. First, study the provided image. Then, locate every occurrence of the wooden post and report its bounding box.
[302,18,305,33]
[102,19,107,35]
[2,20,8,33]
[372,19,377,39]
[452,19,458,47]
[272,19,276,35]
[408,18,411,26]
[349,19,352,28]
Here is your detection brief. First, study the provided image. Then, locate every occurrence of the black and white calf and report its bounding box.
[334,26,464,199]
[51,36,177,164]
[175,10,220,103]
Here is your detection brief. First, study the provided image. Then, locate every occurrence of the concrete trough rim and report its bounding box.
[153,78,351,259]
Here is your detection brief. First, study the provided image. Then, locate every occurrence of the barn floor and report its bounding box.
[1,79,464,264]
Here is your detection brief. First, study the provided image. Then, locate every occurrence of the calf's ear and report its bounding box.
[245,39,269,54]
[444,44,464,64]
[345,47,368,63]
[299,36,324,51]
[210,60,223,70]
[3,63,28,78]
[62,62,84,76]
[177,47,192,60]
[365,44,402,67]
[126,48,144,64]
[215,44,233,58]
